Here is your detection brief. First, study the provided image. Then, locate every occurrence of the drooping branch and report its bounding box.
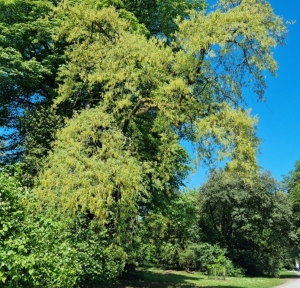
[187,48,206,85]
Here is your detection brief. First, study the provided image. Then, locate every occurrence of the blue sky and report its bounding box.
[185,0,300,188]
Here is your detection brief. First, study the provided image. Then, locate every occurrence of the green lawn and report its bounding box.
[279,270,298,278]
[111,269,288,288]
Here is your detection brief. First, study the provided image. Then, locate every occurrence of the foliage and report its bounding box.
[122,0,207,37]
[0,0,290,285]
[0,0,208,169]
[35,106,145,238]
[0,166,78,287]
[178,243,227,272]
[0,165,127,287]
[283,160,300,231]
[19,106,66,186]
[66,213,127,287]
[197,169,294,276]
[282,159,300,265]
[51,0,287,176]
[35,1,287,273]
[137,191,199,268]
[0,0,64,163]
[0,0,287,178]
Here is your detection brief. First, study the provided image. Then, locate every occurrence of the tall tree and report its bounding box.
[1,0,286,183]
[0,0,290,283]
[33,0,287,272]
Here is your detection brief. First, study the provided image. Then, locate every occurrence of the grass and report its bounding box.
[110,269,289,288]
[279,270,299,278]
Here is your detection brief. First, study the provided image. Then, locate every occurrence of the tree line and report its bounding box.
[0,0,298,287]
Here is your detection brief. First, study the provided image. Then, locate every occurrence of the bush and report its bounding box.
[0,168,79,287]
[71,230,126,287]
[178,243,244,276]
[178,243,224,271]
[0,167,126,287]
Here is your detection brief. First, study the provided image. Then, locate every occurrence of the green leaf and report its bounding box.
[2,224,8,232]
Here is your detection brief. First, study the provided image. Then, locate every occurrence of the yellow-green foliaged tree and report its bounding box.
[34,0,286,258]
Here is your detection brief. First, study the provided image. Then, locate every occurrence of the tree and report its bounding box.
[197,169,294,276]
[282,159,300,265]
[51,0,286,175]
[1,0,286,182]
[0,0,290,283]
[0,0,205,186]
[0,0,64,163]
[284,160,300,227]
[32,0,287,276]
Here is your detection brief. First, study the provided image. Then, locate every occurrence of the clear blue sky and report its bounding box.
[185,0,300,188]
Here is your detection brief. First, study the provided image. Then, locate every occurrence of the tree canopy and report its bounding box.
[0,0,292,285]
[51,0,286,176]
[198,169,294,276]
[30,0,287,244]
[1,0,286,176]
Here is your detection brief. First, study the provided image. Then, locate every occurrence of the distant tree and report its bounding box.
[282,159,300,267]
[197,170,294,276]
[284,160,300,226]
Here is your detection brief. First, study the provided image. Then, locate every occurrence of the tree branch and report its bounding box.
[121,98,157,134]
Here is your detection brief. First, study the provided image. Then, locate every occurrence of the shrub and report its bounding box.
[178,243,244,276]
[0,167,126,287]
[179,243,226,272]
[0,167,79,287]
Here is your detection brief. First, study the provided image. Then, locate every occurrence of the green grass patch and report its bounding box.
[111,269,287,288]
[278,270,299,278]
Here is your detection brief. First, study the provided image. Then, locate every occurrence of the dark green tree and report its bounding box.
[284,160,300,227]
[0,0,65,163]
[122,0,207,37]
[137,191,199,268]
[282,159,300,266]
[197,169,294,276]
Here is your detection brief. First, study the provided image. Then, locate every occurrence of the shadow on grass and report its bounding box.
[111,283,244,288]
[279,274,300,279]
[109,270,244,288]
[279,272,300,279]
